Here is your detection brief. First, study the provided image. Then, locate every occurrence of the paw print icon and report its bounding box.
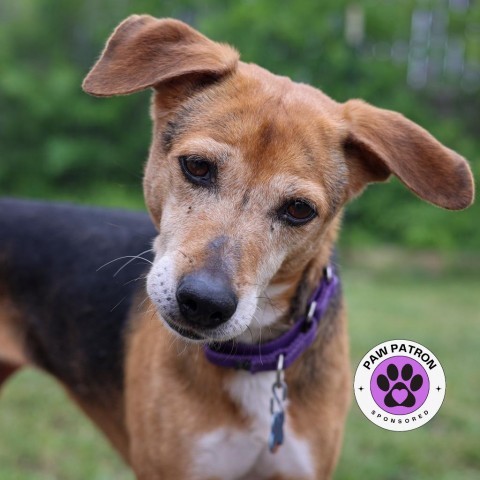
[377,363,423,408]
[371,357,430,415]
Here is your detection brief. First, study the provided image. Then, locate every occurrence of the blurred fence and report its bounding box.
[345,0,480,91]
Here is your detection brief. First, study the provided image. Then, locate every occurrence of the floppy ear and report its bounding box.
[343,99,474,210]
[82,15,239,97]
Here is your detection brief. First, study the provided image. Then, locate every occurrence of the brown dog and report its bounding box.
[0,15,474,480]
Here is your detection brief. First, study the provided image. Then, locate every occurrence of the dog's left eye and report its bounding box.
[282,199,316,226]
[180,156,215,187]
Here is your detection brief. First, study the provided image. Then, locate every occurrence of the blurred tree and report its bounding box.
[0,0,478,249]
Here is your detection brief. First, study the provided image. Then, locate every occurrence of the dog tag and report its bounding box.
[268,410,285,453]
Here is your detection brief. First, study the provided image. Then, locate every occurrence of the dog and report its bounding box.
[0,15,474,480]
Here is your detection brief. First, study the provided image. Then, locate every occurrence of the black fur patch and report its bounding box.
[0,199,157,399]
[162,119,178,153]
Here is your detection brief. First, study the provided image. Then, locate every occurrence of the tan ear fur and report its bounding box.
[82,15,239,97]
[343,99,474,210]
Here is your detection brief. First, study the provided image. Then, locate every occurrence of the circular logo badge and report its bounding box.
[354,339,446,431]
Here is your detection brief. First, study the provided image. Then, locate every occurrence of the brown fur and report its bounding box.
[0,14,474,480]
[125,296,350,479]
[0,293,28,368]
[343,99,474,208]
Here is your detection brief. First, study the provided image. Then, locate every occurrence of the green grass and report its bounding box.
[0,373,132,480]
[336,267,480,480]
[0,266,479,479]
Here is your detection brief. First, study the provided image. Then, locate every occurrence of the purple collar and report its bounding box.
[204,266,339,373]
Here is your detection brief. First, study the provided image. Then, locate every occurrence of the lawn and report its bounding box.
[0,262,479,479]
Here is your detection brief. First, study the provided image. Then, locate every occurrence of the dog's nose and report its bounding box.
[176,270,238,328]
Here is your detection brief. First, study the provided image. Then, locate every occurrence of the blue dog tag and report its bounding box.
[268,410,285,453]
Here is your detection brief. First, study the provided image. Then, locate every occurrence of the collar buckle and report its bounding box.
[324,265,333,283]
[306,264,333,324]
[306,300,317,324]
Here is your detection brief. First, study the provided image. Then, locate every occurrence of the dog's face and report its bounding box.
[143,66,349,341]
[83,16,474,343]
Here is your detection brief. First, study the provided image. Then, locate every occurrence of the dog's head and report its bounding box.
[83,16,474,343]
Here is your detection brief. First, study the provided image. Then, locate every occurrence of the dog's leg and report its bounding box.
[66,392,130,463]
[0,361,21,391]
[0,302,27,391]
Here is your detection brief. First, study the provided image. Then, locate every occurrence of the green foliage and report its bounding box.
[0,0,478,249]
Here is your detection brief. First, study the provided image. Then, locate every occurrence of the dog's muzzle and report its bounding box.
[176,269,238,329]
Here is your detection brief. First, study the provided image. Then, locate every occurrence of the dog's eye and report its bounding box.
[179,156,215,187]
[282,199,316,226]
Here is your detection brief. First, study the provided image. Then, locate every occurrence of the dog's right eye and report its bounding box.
[179,156,215,188]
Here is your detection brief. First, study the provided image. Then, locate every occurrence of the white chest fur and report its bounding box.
[191,371,315,480]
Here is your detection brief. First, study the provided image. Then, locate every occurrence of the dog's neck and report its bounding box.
[236,221,339,344]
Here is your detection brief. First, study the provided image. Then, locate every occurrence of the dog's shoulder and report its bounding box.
[0,198,156,398]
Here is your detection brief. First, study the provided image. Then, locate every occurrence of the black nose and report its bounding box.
[176,270,238,328]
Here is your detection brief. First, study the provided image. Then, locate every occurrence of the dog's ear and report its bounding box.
[82,15,239,97]
[342,99,474,210]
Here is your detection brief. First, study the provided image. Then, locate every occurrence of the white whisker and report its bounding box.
[113,249,154,277]
[110,295,127,312]
[96,249,153,274]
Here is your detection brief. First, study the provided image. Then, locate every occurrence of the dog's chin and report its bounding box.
[160,317,206,343]
[158,313,250,344]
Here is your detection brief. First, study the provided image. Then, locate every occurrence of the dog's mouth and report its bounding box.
[162,316,205,341]
[146,259,260,343]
